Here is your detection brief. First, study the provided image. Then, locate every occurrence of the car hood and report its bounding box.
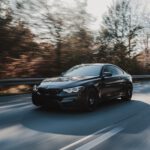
[38,76,98,89]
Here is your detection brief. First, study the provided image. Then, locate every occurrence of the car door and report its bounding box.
[111,65,125,96]
[101,65,123,99]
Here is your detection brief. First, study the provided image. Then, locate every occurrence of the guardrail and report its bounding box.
[0,78,44,88]
[0,75,150,87]
[132,75,150,79]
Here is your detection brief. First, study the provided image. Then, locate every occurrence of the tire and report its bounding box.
[81,88,98,112]
[32,94,41,106]
[121,86,132,101]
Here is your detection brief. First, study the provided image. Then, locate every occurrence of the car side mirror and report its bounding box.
[102,72,112,78]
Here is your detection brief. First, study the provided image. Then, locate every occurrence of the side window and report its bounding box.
[103,66,123,76]
[103,66,113,75]
[103,66,109,73]
[108,66,123,76]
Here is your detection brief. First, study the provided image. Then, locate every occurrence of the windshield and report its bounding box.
[63,64,102,77]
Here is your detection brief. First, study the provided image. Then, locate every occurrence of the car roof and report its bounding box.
[79,63,113,66]
[78,63,125,73]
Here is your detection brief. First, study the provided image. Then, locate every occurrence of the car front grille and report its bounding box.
[38,88,61,95]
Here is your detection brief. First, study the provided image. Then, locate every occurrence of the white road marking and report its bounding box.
[0,97,31,105]
[76,127,123,150]
[0,102,31,109]
[60,126,112,150]
[0,105,34,114]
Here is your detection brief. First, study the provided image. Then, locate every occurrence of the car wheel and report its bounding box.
[82,88,98,112]
[121,87,132,101]
[32,94,41,106]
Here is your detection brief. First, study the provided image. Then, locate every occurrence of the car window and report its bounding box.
[63,64,102,77]
[103,65,123,76]
[103,66,110,73]
[113,66,124,75]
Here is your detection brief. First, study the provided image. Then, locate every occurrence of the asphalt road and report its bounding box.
[0,81,150,150]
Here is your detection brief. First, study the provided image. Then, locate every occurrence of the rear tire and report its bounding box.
[121,87,132,101]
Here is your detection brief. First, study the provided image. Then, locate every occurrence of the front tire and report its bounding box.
[32,93,41,106]
[81,88,98,112]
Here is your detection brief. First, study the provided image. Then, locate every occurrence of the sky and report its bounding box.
[87,0,111,16]
[87,0,112,30]
[87,0,150,30]
[9,0,150,50]
[10,0,113,30]
[10,0,150,31]
[10,0,150,16]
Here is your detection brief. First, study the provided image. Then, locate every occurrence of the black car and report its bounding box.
[32,63,133,111]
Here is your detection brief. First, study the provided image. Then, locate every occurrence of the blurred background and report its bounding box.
[0,1,150,149]
[0,0,150,79]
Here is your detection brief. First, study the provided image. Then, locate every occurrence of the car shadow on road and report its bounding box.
[21,98,150,136]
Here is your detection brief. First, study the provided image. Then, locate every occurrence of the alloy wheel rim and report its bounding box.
[89,98,95,105]
[128,89,132,97]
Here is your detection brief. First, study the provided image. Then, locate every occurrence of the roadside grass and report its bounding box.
[0,85,32,96]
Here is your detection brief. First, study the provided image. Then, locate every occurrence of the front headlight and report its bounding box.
[129,76,132,82]
[33,85,38,92]
[63,86,84,94]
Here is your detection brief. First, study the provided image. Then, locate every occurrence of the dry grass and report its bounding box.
[0,85,32,96]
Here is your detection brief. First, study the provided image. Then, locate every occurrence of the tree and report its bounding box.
[0,0,13,49]
[0,0,45,78]
[97,0,142,59]
[61,28,93,69]
[15,0,92,73]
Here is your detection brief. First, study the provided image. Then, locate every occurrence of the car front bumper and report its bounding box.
[32,91,82,109]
